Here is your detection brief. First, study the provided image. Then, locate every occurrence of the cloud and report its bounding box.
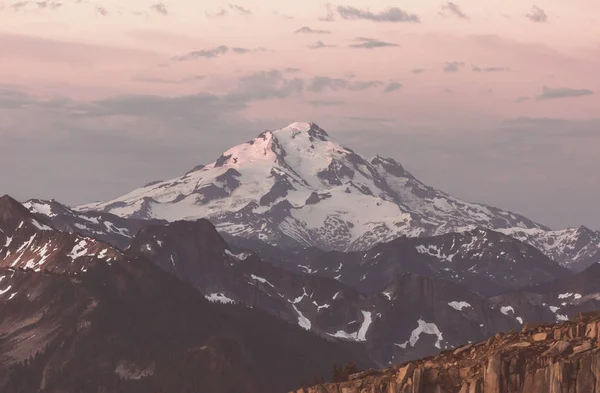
[535,86,594,101]
[471,65,509,72]
[384,82,403,93]
[295,26,331,34]
[411,68,426,74]
[515,96,530,103]
[206,8,228,17]
[226,70,305,102]
[526,5,547,23]
[349,37,398,49]
[319,3,335,21]
[173,46,264,60]
[229,3,251,15]
[307,76,382,92]
[69,70,304,121]
[336,6,420,23]
[35,1,63,9]
[283,68,301,73]
[132,75,205,84]
[440,2,469,20]
[231,47,267,54]
[273,10,294,20]
[442,88,453,93]
[9,1,29,10]
[150,2,168,15]
[308,41,335,49]
[443,61,465,72]
[173,45,229,60]
[308,100,345,107]
[96,6,108,16]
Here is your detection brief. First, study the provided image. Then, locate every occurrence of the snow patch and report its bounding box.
[396,319,444,349]
[292,304,311,331]
[68,239,89,259]
[206,293,235,304]
[250,274,275,288]
[448,301,471,311]
[500,306,514,315]
[225,249,249,260]
[328,311,372,342]
[30,219,53,231]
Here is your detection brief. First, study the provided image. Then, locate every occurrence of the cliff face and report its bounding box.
[295,311,600,393]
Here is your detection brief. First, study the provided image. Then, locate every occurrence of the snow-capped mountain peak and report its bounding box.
[77,122,547,252]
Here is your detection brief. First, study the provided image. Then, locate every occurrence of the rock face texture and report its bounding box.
[295,311,600,393]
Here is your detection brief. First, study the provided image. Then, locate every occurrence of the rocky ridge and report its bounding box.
[295,311,600,393]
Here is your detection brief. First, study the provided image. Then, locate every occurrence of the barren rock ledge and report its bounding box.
[294,311,600,393]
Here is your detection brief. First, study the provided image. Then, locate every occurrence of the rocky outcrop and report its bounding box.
[295,311,600,393]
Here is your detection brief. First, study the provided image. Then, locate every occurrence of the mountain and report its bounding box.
[23,198,165,250]
[499,225,600,270]
[76,122,554,252]
[264,228,568,297]
[125,219,520,365]
[362,272,519,365]
[298,311,600,393]
[0,195,122,272]
[490,262,600,326]
[127,219,371,341]
[0,196,370,393]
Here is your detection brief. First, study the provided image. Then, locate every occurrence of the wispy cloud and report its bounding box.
[205,8,228,17]
[411,68,426,74]
[150,2,168,15]
[295,26,331,34]
[349,37,398,49]
[273,10,294,20]
[526,5,547,23]
[440,2,469,20]
[173,46,264,60]
[35,1,63,9]
[229,3,251,15]
[173,45,229,60]
[384,82,403,93]
[471,65,509,72]
[307,76,382,92]
[9,1,29,10]
[535,86,594,100]
[308,100,345,107]
[96,6,108,16]
[336,6,420,23]
[515,96,530,103]
[308,41,335,49]
[443,61,465,72]
[319,3,335,21]
[132,75,205,84]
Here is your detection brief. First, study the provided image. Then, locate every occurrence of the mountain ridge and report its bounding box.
[71,122,599,266]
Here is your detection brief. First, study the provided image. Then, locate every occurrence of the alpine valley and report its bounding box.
[2,122,599,393]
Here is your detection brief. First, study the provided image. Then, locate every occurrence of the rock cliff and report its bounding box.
[295,311,600,393]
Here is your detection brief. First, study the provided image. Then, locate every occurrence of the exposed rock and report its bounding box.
[297,314,600,393]
[532,332,548,341]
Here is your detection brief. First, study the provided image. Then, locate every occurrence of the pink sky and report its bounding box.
[1,0,599,229]
[0,0,598,125]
